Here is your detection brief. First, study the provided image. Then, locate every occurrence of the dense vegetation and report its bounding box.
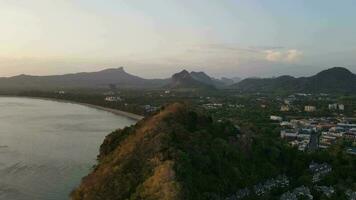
[71,103,355,200]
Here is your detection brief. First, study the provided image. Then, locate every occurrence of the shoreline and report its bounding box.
[0,95,144,121]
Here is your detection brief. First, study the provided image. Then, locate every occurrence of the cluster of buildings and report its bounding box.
[304,105,317,112]
[278,162,334,200]
[345,189,356,200]
[277,116,356,151]
[278,118,318,151]
[104,96,122,102]
[225,175,289,200]
[279,94,314,113]
[143,105,159,113]
[56,90,66,95]
[280,186,313,200]
[319,122,356,149]
[315,185,335,198]
[280,104,345,113]
[253,175,290,196]
[328,103,345,111]
[277,92,347,114]
[346,147,356,155]
[225,161,354,200]
[202,103,223,109]
[309,161,332,183]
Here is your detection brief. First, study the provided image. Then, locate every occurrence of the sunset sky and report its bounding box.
[0,0,355,78]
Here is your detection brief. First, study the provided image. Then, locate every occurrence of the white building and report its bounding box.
[105,96,122,102]
[280,105,290,112]
[328,103,344,111]
[328,104,338,110]
[280,130,298,139]
[280,121,293,127]
[338,104,345,110]
[270,115,283,121]
[305,106,316,112]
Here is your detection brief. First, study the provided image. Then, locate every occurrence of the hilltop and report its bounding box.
[166,70,215,89]
[71,103,333,200]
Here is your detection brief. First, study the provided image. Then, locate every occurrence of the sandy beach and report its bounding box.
[0,95,144,121]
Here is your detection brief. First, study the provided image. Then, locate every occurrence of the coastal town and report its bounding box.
[13,89,356,200]
[224,160,356,200]
[27,90,356,156]
[272,94,356,154]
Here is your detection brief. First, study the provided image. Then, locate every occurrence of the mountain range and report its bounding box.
[233,67,356,93]
[0,67,237,91]
[0,67,168,90]
[0,66,355,93]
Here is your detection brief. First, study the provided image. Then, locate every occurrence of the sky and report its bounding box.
[0,0,356,78]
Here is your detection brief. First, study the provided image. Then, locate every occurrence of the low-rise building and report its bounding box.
[143,105,159,113]
[338,104,345,110]
[281,105,290,112]
[315,185,335,198]
[271,115,283,121]
[203,103,223,109]
[309,162,332,183]
[328,104,337,110]
[105,96,122,102]
[305,106,316,112]
[329,103,345,111]
[280,130,298,140]
[280,121,293,128]
[337,123,356,131]
[319,132,338,149]
[280,186,313,200]
[345,189,356,200]
[346,147,356,156]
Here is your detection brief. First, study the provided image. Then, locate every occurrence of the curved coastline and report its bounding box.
[0,95,144,121]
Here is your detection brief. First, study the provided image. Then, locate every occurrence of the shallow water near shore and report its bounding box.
[0,97,136,200]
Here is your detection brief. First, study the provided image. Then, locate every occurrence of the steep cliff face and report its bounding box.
[71,103,185,200]
[71,103,239,200]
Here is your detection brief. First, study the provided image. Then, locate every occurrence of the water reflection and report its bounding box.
[0,97,135,200]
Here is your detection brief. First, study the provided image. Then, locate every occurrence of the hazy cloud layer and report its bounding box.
[0,0,355,78]
[265,49,303,62]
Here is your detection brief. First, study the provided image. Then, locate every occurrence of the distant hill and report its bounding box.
[0,67,169,90]
[166,70,233,89]
[166,70,215,89]
[233,67,356,93]
[219,77,242,85]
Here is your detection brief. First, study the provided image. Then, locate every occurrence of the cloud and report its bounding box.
[264,49,302,62]
[286,49,303,61]
[265,50,283,61]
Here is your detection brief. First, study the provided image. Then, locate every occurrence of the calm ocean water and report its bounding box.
[0,97,136,200]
